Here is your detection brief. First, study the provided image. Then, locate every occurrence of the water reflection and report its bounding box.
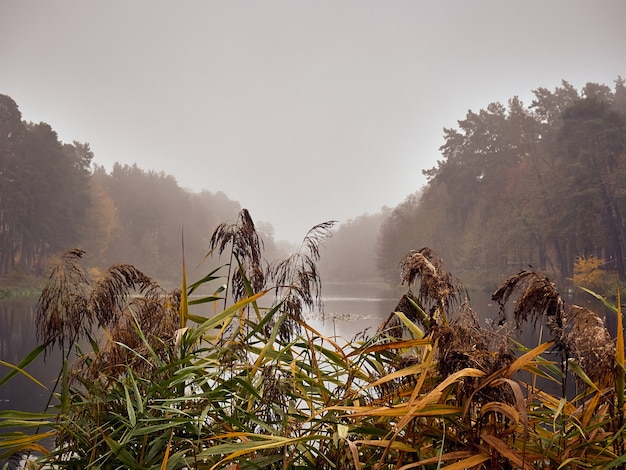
[0,297,62,414]
[305,282,399,342]
[309,285,615,341]
[308,286,615,398]
[0,286,615,413]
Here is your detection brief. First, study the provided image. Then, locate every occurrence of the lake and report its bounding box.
[0,284,614,414]
[0,297,65,415]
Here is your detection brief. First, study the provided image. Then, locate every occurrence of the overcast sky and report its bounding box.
[1,1,624,242]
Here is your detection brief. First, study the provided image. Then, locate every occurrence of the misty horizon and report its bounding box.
[2,1,624,242]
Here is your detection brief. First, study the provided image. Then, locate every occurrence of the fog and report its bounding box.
[1,1,624,242]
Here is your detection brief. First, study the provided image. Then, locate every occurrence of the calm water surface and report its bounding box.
[0,285,614,413]
[0,297,63,414]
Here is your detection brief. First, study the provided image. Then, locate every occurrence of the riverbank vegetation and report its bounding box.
[2,76,626,467]
[0,94,279,285]
[2,210,626,469]
[3,77,626,294]
[377,78,626,292]
[0,272,45,299]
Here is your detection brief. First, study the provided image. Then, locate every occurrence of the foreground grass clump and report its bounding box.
[1,211,626,469]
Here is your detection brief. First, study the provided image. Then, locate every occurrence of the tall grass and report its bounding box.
[1,212,626,469]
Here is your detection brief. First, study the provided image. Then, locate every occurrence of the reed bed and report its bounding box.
[1,212,625,469]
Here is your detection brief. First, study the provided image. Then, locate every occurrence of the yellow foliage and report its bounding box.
[571,255,614,295]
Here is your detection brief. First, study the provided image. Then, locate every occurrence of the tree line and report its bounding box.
[0,94,288,283]
[377,78,626,290]
[4,77,626,291]
[0,95,91,276]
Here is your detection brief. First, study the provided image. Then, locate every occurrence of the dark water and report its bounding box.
[0,297,63,414]
[0,286,616,414]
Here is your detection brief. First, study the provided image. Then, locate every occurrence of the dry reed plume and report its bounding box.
[268,220,336,341]
[493,269,615,388]
[36,249,180,380]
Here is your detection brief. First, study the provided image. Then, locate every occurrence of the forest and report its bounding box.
[377,78,626,291]
[2,77,626,294]
[0,93,287,285]
[3,79,626,468]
